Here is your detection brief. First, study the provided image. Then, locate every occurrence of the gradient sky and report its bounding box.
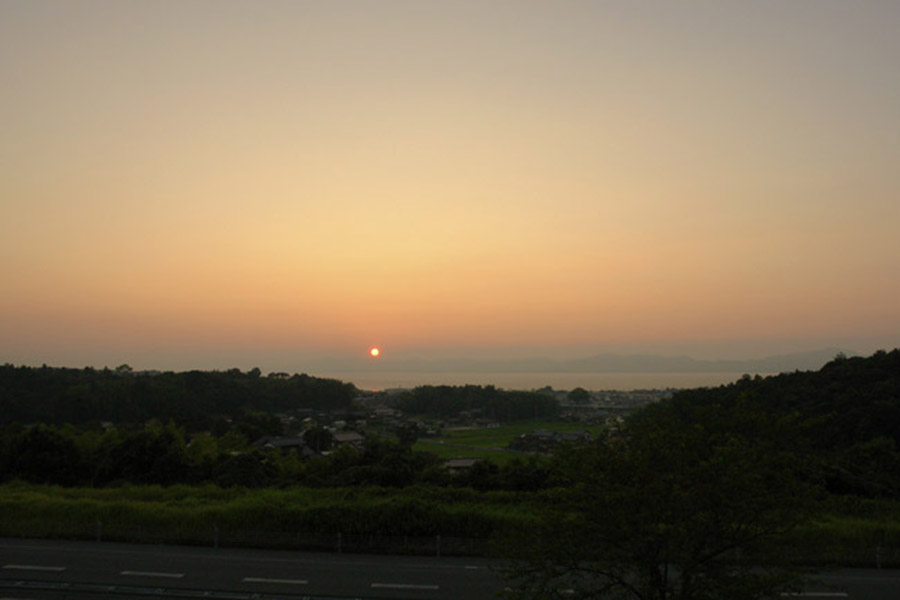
[2,0,899,371]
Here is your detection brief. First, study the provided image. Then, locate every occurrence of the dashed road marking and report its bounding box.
[781,594,849,598]
[120,570,184,579]
[243,577,308,585]
[2,565,66,572]
[371,582,439,590]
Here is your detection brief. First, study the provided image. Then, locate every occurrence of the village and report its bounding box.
[249,386,674,472]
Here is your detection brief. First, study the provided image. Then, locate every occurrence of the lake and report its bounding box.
[315,371,760,392]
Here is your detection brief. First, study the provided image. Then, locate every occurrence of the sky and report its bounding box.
[2,0,899,372]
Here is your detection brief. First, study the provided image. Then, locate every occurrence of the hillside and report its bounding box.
[0,365,356,428]
[645,349,900,496]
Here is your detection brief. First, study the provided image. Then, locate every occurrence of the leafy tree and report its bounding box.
[100,422,190,485]
[567,387,591,404]
[458,459,500,491]
[500,404,820,600]
[213,451,276,487]
[395,422,420,447]
[358,437,419,486]
[217,429,251,453]
[303,426,333,453]
[394,385,559,422]
[5,425,84,485]
[234,410,282,441]
[270,447,306,483]
[304,444,360,486]
[498,455,550,491]
[826,437,900,497]
[185,432,219,483]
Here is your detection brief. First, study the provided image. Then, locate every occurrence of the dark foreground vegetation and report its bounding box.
[2,350,900,598]
[0,364,357,429]
[0,364,559,430]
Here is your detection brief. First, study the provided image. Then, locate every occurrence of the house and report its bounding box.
[444,457,483,473]
[509,429,591,453]
[557,430,591,443]
[332,431,365,449]
[373,407,400,418]
[253,436,314,457]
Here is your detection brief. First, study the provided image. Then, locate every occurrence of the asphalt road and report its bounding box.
[2,538,899,600]
[0,538,502,600]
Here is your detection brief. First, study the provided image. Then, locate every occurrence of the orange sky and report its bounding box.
[1,1,898,371]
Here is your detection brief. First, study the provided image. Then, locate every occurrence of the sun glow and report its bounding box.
[369,346,381,358]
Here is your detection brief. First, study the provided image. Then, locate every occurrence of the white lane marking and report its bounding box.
[120,570,184,579]
[3,564,66,572]
[243,577,308,585]
[371,582,439,590]
[781,594,849,598]
[0,541,492,572]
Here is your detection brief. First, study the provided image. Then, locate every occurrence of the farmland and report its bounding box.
[414,420,606,462]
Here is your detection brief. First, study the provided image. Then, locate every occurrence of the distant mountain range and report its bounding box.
[311,348,853,374]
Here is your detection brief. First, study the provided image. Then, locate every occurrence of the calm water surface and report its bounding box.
[317,371,759,392]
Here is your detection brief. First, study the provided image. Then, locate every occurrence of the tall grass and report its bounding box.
[0,482,535,547]
[1,482,897,564]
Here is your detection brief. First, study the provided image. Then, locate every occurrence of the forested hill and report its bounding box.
[654,349,900,496]
[0,365,356,428]
[391,385,560,421]
[666,349,900,447]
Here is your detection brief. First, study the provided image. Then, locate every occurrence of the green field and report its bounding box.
[1,482,897,564]
[414,420,605,463]
[0,482,537,547]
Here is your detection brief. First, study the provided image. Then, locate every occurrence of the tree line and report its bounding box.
[0,364,356,429]
[2,352,898,498]
[660,349,900,498]
[393,385,559,421]
[0,420,552,491]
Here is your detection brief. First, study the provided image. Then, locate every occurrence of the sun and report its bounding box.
[368,346,381,358]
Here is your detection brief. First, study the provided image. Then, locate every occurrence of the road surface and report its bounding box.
[0,538,501,599]
[2,538,898,599]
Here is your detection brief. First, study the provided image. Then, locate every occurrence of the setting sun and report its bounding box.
[0,2,897,375]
